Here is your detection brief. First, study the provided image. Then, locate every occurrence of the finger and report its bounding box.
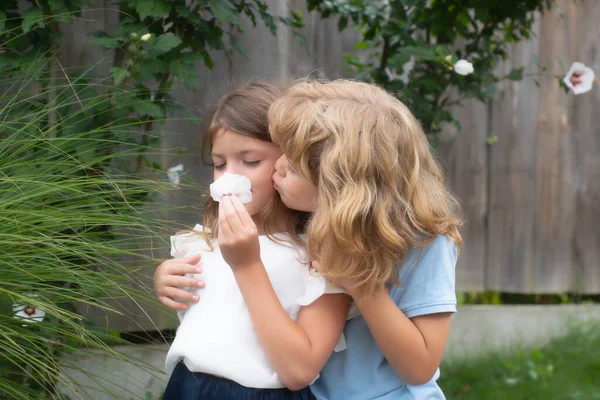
[230,195,255,229]
[179,254,201,265]
[163,262,203,276]
[163,275,204,289]
[159,296,191,311]
[222,196,245,233]
[218,200,233,240]
[163,288,200,303]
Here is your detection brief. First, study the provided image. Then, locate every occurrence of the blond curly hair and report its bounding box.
[269,79,463,296]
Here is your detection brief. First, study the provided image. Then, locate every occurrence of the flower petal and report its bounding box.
[454,59,474,76]
[209,173,252,204]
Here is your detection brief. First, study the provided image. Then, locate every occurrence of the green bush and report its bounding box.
[309,0,554,141]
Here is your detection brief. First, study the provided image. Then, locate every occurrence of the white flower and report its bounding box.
[210,173,252,204]
[454,59,474,76]
[13,294,46,325]
[141,33,152,42]
[563,62,595,95]
[167,164,184,186]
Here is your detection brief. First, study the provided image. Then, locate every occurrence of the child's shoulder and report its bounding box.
[393,234,458,317]
[400,234,457,278]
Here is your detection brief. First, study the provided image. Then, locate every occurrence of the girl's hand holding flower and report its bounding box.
[218,195,261,270]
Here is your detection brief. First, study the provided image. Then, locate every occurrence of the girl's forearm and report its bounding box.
[352,289,440,385]
[233,261,335,390]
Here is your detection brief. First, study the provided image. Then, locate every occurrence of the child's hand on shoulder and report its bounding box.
[218,195,260,270]
[155,254,204,310]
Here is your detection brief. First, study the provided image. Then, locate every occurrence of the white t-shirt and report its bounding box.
[165,224,344,389]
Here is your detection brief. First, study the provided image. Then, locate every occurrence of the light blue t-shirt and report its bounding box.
[311,235,457,400]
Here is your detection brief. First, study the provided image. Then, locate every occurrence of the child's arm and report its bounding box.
[234,266,349,390]
[219,196,349,390]
[344,236,456,386]
[350,289,451,386]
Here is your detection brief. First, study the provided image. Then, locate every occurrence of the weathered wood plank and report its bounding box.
[569,0,600,293]
[486,35,542,292]
[528,6,576,292]
[439,98,487,291]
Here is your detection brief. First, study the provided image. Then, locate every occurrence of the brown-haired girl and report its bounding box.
[157,81,349,400]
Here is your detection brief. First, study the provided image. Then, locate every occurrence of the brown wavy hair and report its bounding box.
[197,80,308,246]
[268,79,463,297]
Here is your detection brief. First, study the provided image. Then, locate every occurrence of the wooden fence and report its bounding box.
[55,0,598,330]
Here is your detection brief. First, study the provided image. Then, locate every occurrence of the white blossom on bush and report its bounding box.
[13,294,46,325]
[454,59,474,76]
[141,33,152,42]
[563,62,595,95]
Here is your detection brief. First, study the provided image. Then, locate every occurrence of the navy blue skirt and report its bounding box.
[163,362,316,400]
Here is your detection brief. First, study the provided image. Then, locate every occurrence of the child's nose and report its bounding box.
[225,164,242,175]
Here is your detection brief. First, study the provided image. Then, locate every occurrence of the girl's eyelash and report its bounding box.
[212,161,259,170]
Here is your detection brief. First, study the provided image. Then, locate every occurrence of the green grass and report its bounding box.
[438,324,600,399]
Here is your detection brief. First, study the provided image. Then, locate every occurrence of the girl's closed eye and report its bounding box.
[213,162,226,170]
[243,160,261,167]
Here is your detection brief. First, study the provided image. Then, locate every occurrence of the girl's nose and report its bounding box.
[225,164,241,175]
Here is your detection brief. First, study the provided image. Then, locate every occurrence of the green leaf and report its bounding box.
[170,61,200,91]
[486,136,499,146]
[354,41,369,51]
[294,31,309,55]
[90,36,121,49]
[110,67,130,86]
[0,11,6,32]
[337,16,348,31]
[136,61,159,81]
[149,34,182,56]
[22,7,44,34]
[200,50,214,70]
[230,35,246,58]
[153,0,172,16]
[506,67,524,81]
[209,0,238,24]
[397,46,438,61]
[132,101,164,118]
[136,0,172,20]
[135,1,154,20]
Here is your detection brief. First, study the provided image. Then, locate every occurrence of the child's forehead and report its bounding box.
[211,129,278,155]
